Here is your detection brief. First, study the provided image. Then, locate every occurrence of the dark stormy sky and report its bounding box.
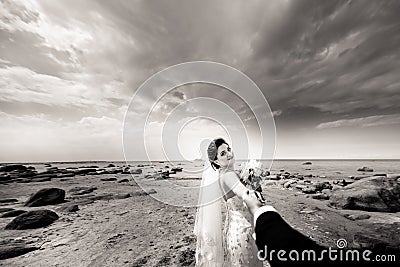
[1,0,400,162]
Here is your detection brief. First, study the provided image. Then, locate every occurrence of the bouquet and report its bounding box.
[241,159,263,178]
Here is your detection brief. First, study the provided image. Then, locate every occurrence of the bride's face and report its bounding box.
[215,143,234,168]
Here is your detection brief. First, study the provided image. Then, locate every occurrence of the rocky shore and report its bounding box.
[0,161,399,266]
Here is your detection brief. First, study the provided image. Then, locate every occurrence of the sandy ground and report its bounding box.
[1,164,400,266]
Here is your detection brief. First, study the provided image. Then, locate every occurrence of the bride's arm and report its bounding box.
[221,171,248,200]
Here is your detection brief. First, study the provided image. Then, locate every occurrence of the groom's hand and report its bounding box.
[242,190,264,217]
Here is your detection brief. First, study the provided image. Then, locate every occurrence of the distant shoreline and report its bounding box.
[2,158,400,164]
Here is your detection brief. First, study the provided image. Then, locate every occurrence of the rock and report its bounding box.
[5,210,59,230]
[57,173,75,178]
[0,242,38,260]
[353,175,369,180]
[0,164,27,172]
[373,173,387,177]
[152,172,169,180]
[387,174,400,179]
[314,181,332,191]
[344,214,371,221]
[0,208,14,213]
[106,164,115,168]
[302,186,317,194]
[177,248,195,266]
[137,164,144,167]
[146,189,157,195]
[25,188,65,207]
[74,168,98,175]
[0,210,27,218]
[114,193,131,199]
[266,175,280,180]
[100,177,117,181]
[57,204,79,212]
[357,166,374,172]
[312,193,329,200]
[171,167,183,172]
[334,179,353,187]
[69,186,97,195]
[31,177,52,182]
[118,179,129,183]
[130,169,142,174]
[302,161,312,165]
[283,179,297,188]
[0,198,18,203]
[329,176,400,212]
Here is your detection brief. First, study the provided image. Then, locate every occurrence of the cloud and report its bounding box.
[316,114,400,129]
[248,0,400,116]
[0,112,123,162]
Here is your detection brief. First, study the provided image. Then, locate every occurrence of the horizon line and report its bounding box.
[2,158,400,164]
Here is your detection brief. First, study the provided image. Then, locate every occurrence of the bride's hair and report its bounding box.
[207,138,228,170]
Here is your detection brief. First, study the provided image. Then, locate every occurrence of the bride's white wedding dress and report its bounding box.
[223,194,263,266]
[194,161,264,267]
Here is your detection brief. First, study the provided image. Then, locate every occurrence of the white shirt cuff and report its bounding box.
[253,205,277,227]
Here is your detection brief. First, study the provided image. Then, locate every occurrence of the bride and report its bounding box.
[194,138,263,266]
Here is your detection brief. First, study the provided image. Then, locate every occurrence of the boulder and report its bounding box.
[301,186,317,194]
[171,167,183,172]
[329,176,400,212]
[357,166,374,172]
[100,177,117,181]
[25,188,65,207]
[106,164,115,168]
[0,198,18,204]
[130,169,143,174]
[5,210,59,230]
[0,164,27,172]
[314,181,332,191]
[74,168,97,175]
[283,179,297,188]
[0,242,38,260]
[302,161,312,165]
[344,214,371,221]
[0,210,27,218]
[118,179,129,183]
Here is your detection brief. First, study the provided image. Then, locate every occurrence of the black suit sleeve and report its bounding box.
[255,211,399,267]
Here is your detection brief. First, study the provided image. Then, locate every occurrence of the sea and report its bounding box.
[9,159,400,180]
